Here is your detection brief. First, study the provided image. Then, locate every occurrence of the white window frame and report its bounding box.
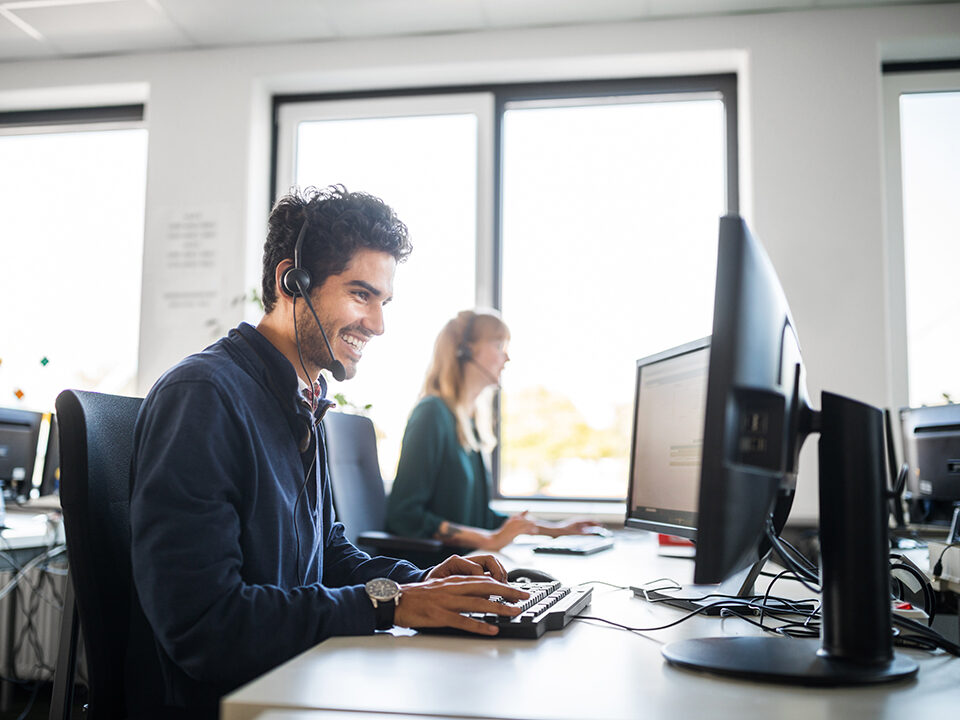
[882,67,960,412]
[274,93,497,307]
[273,75,738,504]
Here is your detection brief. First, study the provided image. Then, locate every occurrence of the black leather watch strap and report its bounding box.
[373,597,396,631]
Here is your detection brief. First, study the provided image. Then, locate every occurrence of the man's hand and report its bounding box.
[395,575,530,636]
[426,554,508,582]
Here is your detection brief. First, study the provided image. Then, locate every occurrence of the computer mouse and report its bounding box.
[507,567,557,584]
[584,526,613,537]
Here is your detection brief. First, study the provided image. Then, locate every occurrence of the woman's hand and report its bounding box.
[534,518,604,538]
[488,512,538,550]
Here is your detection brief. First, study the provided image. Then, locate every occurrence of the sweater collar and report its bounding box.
[228,322,299,397]
[228,322,334,418]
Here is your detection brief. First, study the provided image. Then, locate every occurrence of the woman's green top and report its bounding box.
[386,395,507,539]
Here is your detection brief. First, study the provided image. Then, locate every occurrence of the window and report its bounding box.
[0,108,147,421]
[275,95,491,480]
[499,94,727,499]
[273,76,736,500]
[883,66,960,408]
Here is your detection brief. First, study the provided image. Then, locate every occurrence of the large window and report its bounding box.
[274,76,736,500]
[884,66,960,409]
[276,95,491,480]
[0,109,147,418]
[499,95,726,499]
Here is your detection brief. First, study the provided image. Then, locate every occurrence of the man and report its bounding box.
[130,185,527,717]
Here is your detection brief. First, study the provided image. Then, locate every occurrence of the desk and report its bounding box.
[0,508,67,710]
[223,532,959,720]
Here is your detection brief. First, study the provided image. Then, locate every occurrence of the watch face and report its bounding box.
[366,578,400,601]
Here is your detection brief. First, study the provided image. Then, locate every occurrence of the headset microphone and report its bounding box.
[467,357,501,387]
[281,219,347,383]
[457,312,500,386]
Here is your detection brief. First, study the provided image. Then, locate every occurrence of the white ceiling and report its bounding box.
[0,0,953,64]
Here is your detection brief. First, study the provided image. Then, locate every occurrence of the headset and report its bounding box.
[280,218,346,382]
[456,311,478,363]
[456,311,500,386]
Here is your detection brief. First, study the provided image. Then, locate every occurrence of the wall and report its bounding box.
[1,4,959,521]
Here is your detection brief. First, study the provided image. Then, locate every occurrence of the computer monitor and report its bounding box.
[0,407,44,498]
[625,337,710,541]
[661,215,917,685]
[39,413,61,497]
[899,404,960,527]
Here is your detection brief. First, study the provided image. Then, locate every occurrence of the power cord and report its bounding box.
[889,553,936,625]
[931,542,959,579]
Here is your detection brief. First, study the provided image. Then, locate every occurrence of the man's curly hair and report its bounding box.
[261,185,412,313]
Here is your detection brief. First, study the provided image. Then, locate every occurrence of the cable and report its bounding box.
[776,534,819,574]
[891,614,960,657]
[576,580,631,591]
[577,594,821,636]
[931,542,959,578]
[14,681,41,720]
[292,428,320,586]
[889,559,936,625]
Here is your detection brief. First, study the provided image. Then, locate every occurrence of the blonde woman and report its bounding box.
[386,309,595,551]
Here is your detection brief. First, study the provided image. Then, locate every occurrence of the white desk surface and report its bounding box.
[0,507,64,552]
[223,532,959,720]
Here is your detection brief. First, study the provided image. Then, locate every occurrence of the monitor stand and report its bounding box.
[662,392,919,686]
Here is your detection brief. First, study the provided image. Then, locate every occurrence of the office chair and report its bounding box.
[322,411,458,567]
[50,390,165,720]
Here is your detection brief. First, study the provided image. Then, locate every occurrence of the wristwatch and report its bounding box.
[365,578,402,630]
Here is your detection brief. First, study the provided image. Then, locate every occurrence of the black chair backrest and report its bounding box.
[55,389,145,718]
[322,412,387,545]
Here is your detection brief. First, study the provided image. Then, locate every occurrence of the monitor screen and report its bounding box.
[693,216,804,586]
[900,403,960,525]
[0,407,44,493]
[626,338,710,539]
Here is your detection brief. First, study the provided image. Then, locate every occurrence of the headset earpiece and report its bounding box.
[281,217,313,298]
[456,312,477,363]
[281,266,311,297]
[284,214,347,382]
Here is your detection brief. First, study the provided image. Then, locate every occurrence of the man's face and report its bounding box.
[296,248,397,380]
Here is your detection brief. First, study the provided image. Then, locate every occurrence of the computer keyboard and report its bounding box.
[423,580,593,639]
[533,535,614,555]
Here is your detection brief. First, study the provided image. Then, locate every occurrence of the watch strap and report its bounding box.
[373,596,397,631]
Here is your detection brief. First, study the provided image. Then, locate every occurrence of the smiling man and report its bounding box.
[129,186,528,719]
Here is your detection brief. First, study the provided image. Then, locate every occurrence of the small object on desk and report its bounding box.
[657,533,695,558]
[532,535,613,555]
[507,567,557,583]
[585,526,614,537]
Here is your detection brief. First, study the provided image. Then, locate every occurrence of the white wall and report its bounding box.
[1,4,958,521]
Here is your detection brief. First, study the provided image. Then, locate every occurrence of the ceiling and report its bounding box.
[0,0,953,64]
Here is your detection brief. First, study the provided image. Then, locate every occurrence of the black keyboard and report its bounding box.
[423,580,592,639]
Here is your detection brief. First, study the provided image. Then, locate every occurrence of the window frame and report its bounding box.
[881,61,960,412]
[272,73,739,503]
[0,105,148,420]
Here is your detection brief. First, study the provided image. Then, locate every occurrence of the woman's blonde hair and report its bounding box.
[421,309,510,451]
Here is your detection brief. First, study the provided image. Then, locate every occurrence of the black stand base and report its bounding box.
[663,637,918,687]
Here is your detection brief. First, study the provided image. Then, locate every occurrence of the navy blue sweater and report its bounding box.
[130,323,427,713]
